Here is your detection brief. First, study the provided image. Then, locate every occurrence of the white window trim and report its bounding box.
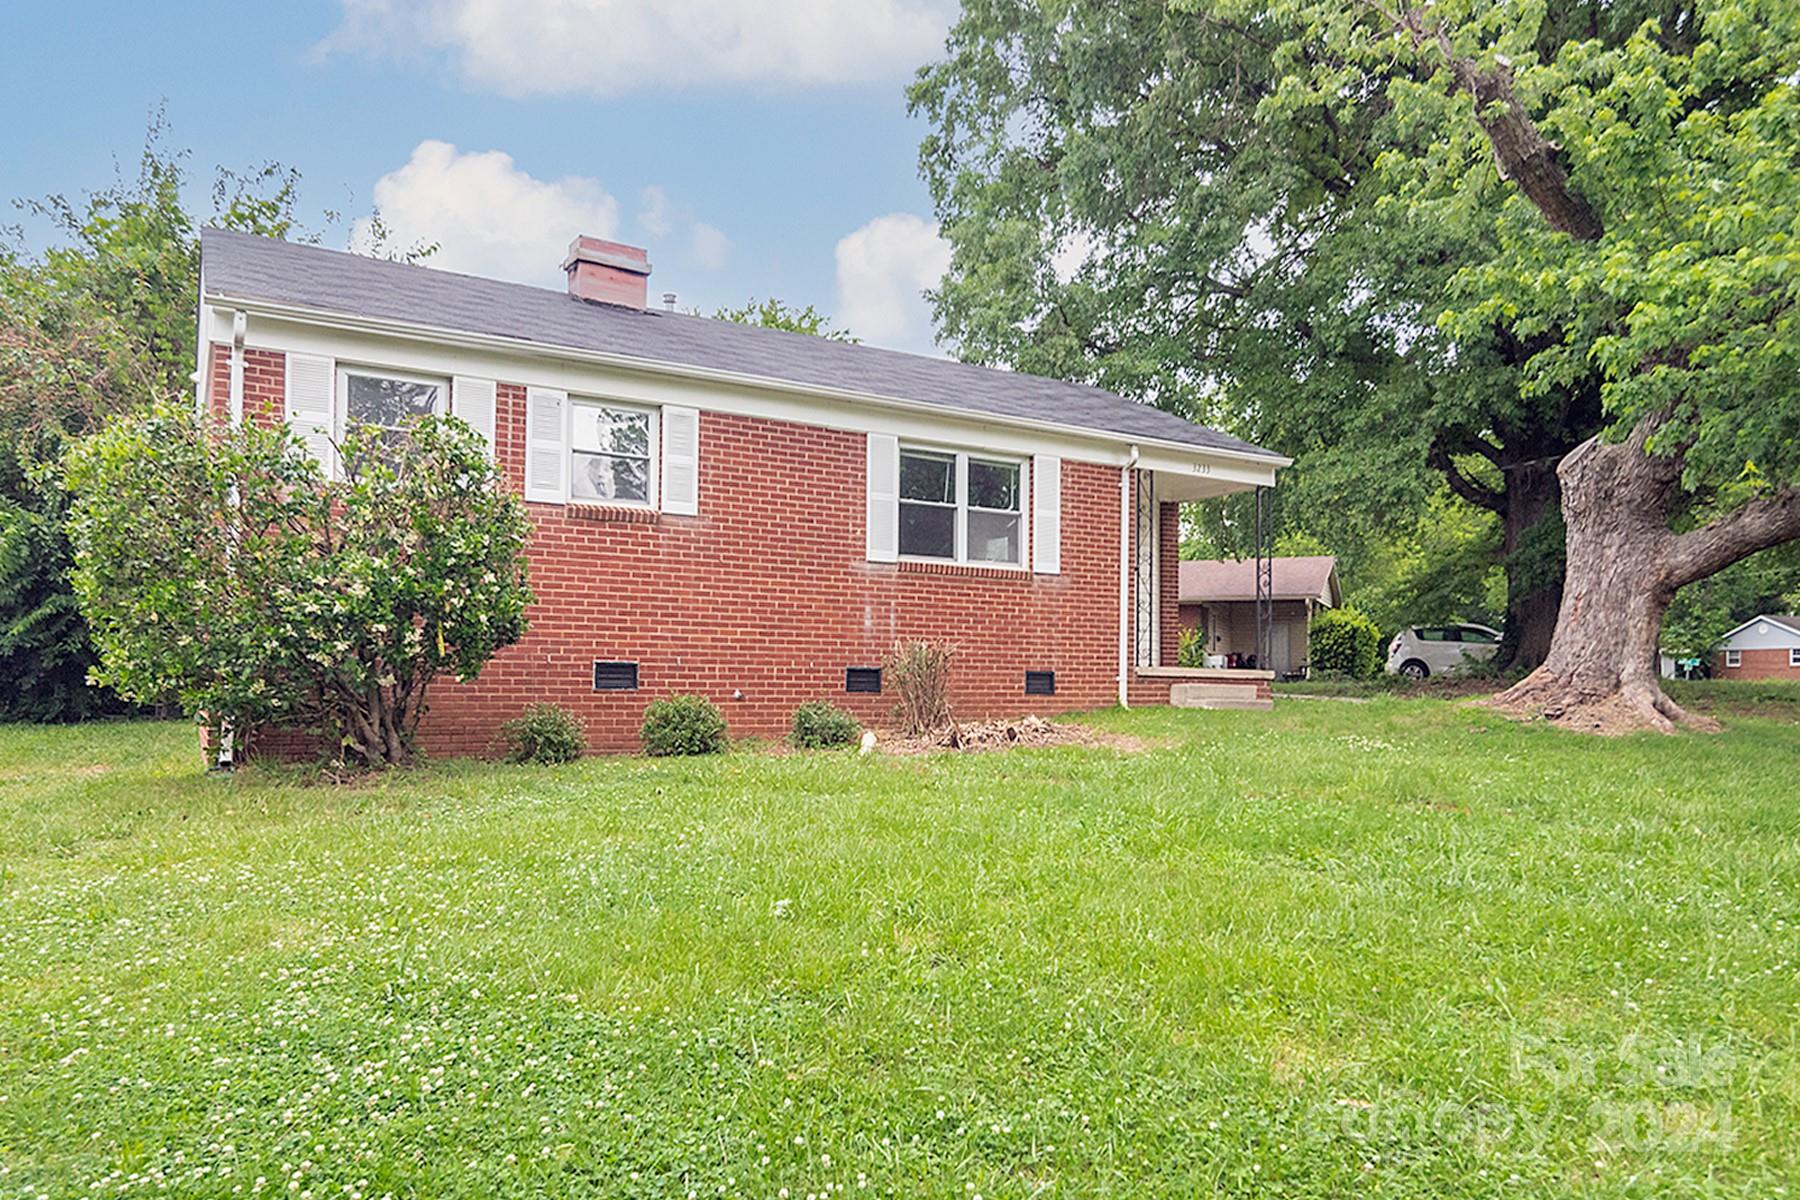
[896,443,1028,570]
[1790,647,1800,667]
[1726,648,1742,668]
[567,395,659,509]
[335,364,449,443]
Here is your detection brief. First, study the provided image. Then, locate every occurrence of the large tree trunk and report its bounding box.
[1494,421,1800,733]
[1496,457,1562,672]
[1491,430,1691,732]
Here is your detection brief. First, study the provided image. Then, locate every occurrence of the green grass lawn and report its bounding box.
[2,701,1796,1197]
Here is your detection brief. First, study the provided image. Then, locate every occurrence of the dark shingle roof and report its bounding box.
[200,228,1279,460]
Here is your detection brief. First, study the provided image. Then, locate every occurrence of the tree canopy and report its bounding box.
[914,0,1800,726]
[0,118,430,722]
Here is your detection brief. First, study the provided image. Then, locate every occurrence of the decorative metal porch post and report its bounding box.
[1253,485,1273,673]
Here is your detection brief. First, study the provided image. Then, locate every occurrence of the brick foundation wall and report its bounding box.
[1713,648,1800,680]
[210,346,1194,756]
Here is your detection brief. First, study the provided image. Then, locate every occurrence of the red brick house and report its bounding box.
[197,229,1289,753]
[1712,614,1800,680]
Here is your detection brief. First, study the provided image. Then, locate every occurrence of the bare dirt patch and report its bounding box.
[1478,688,1722,736]
[873,715,1154,756]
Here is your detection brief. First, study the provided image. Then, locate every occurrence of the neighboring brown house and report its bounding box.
[1713,614,1800,680]
[1178,556,1340,677]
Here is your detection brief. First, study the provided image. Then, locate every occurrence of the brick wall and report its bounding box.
[212,346,1188,755]
[1713,648,1800,680]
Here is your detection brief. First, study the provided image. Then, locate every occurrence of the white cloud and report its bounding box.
[637,185,674,237]
[690,222,731,270]
[834,213,952,353]
[350,140,618,287]
[322,0,955,96]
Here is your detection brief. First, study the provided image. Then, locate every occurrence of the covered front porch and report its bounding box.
[1123,451,1285,709]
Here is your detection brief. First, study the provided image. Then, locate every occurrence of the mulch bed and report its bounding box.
[873,715,1152,755]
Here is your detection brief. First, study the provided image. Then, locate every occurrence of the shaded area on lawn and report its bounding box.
[1,702,1796,1198]
[1276,675,1800,724]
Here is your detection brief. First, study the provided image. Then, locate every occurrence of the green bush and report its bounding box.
[500,703,587,764]
[1178,626,1207,668]
[1309,607,1383,679]
[64,404,532,768]
[640,694,728,756]
[791,700,861,749]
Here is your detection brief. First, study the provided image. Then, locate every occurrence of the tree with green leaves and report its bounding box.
[909,1,1639,671]
[711,297,857,341]
[1258,0,1800,730]
[1,116,429,722]
[65,407,532,768]
[915,0,1799,728]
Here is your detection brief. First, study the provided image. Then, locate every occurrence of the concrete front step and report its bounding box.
[1169,682,1274,711]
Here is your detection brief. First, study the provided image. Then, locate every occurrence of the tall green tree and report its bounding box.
[1,117,424,722]
[909,1,1643,670]
[0,123,204,720]
[1263,0,1800,729]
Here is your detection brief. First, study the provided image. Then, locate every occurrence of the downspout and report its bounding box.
[228,310,247,426]
[215,309,247,771]
[1118,444,1139,708]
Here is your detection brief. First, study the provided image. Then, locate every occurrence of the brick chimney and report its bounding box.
[563,236,651,309]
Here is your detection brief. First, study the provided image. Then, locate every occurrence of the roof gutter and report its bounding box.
[204,292,1294,471]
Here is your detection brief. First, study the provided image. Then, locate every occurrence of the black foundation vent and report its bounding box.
[593,661,640,691]
[845,667,882,694]
[1024,670,1056,696]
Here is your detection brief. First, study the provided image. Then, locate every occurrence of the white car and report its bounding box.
[1386,623,1502,679]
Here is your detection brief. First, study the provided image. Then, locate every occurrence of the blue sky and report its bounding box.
[0,1,960,353]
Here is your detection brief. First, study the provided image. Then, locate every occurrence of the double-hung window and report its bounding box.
[570,400,656,505]
[1726,649,1742,668]
[897,446,1023,566]
[340,368,446,455]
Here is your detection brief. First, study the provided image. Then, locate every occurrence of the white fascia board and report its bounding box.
[1716,615,1800,649]
[201,295,1290,479]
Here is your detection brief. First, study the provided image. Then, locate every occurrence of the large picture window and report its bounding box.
[571,401,655,505]
[897,446,1023,566]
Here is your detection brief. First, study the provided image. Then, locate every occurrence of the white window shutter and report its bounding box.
[284,352,337,478]
[1032,453,1062,574]
[451,376,497,458]
[524,387,566,503]
[866,432,899,563]
[660,405,700,515]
